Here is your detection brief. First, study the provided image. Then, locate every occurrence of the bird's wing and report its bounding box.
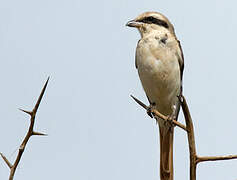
[135,40,140,69]
[177,40,184,83]
[176,40,184,94]
[135,55,138,69]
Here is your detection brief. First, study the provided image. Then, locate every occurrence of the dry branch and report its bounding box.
[130,95,187,131]
[179,95,237,180]
[196,155,237,163]
[1,78,49,180]
[178,95,198,179]
[131,94,237,180]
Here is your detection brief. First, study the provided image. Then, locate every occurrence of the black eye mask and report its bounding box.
[138,16,169,29]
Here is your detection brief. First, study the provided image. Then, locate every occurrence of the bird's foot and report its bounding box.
[165,105,178,127]
[147,102,156,118]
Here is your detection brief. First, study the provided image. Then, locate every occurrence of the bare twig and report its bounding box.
[130,95,187,131]
[0,153,12,168]
[1,77,49,180]
[197,155,237,163]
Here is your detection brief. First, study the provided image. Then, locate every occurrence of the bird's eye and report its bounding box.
[146,16,155,22]
[140,16,156,24]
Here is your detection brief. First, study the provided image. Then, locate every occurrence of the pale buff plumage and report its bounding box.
[127,12,184,180]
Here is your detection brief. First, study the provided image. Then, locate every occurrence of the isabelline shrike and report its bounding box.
[126,12,184,180]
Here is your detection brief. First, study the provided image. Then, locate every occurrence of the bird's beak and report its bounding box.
[126,20,142,28]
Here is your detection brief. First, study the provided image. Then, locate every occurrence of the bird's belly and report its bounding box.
[137,56,180,116]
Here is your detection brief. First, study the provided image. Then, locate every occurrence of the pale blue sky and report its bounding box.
[1,0,237,179]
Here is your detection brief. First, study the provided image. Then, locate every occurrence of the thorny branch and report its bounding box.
[131,94,237,180]
[1,78,49,180]
[130,95,187,131]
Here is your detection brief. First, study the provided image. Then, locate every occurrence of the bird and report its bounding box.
[126,12,184,180]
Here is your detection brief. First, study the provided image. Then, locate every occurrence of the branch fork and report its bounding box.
[131,94,237,180]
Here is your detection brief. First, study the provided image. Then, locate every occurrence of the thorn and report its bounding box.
[0,153,12,168]
[19,108,32,116]
[32,131,47,136]
[33,77,50,113]
[130,95,148,110]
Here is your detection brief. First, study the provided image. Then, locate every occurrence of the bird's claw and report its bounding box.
[146,102,156,118]
[147,107,153,118]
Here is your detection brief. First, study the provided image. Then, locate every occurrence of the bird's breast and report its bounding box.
[136,38,181,115]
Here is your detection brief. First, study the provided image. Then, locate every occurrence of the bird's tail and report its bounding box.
[158,123,174,180]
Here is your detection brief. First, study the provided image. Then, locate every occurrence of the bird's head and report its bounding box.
[126,12,175,37]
